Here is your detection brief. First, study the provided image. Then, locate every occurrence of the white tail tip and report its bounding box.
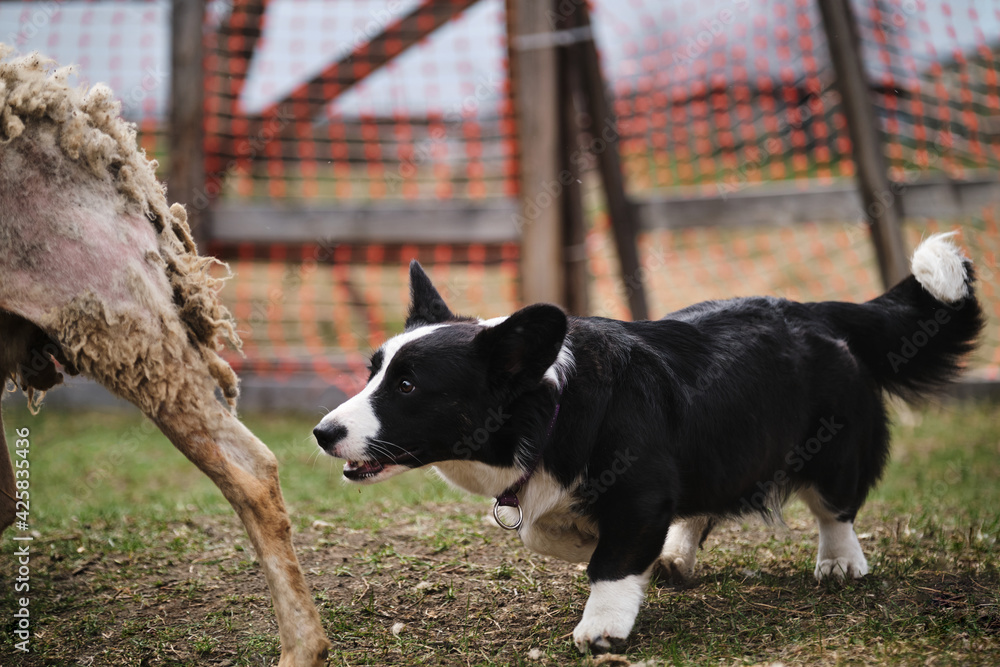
[910,232,969,303]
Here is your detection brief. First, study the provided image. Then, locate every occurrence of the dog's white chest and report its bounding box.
[518,510,598,562]
[517,470,597,562]
[434,461,598,563]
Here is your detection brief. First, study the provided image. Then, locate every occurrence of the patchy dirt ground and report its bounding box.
[6,499,999,666]
[22,503,587,666]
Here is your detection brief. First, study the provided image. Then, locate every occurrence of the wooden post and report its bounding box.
[558,13,589,315]
[818,0,909,288]
[169,0,208,247]
[574,2,648,320]
[508,0,565,307]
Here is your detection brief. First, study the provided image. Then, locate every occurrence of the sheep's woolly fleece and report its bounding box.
[0,46,242,406]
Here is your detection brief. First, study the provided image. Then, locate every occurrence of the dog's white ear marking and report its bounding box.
[911,232,969,303]
[543,342,575,389]
[659,516,709,580]
[800,488,869,580]
[572,572,649,653]
[479,315,573,389]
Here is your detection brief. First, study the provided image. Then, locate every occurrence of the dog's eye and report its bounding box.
[398,379,415,394]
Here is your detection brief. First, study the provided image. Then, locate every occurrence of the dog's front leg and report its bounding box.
[572,507,672,653]
[573,567,652,653]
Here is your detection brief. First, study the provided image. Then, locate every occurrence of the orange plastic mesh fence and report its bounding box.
[203,0,516,202]
[859,1,1000,176]
[213,242,522,397]
[1,0,997,388]
[598,0,854,193]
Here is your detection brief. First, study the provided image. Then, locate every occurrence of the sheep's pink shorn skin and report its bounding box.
[0,46,329,666]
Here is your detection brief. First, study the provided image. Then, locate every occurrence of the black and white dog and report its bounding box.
[313,233,982,652]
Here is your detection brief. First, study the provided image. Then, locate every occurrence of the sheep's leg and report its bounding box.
[54,316,329,666]
[147,370,329,666]
[1,67,328,660]
[0,407,15,532]
[58,312,329,666]
[1,273,329,665]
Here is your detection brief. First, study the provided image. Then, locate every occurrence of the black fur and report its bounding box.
[316,257,983,590]
[406,260,458,328]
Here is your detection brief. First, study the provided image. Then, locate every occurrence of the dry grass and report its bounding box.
[1,401,998,665]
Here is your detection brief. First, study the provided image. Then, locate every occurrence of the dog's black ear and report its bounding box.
[407,260,455,328]
[474,304,567,389]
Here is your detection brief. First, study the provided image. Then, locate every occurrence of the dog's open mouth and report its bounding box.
[343,452,420,482]
[343,460,387,480]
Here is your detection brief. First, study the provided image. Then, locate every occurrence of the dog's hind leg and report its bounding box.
[799,486,868,580]
[656,516,714,582]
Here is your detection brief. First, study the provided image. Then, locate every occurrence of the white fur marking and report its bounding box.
[800,487,869,580]
[517,470,598,562]
[814,519,868,580]
[317,324,447,464]
[911,231,969,303]
[543,341,575,389]
[573,573,649,653]
[479,316,573,389]
[659,517,709,580]
[433,461,598,561]
[432,460,523,499]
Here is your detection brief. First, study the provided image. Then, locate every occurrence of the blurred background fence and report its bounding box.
[2,0,998,409]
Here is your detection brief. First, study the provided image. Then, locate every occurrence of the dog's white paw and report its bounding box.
[572,614,629,654]
[572,575,647,654]
[800,493,870,583]
[815,554,868,581]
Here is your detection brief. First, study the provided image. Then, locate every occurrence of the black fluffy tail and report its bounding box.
[810,233,985,400]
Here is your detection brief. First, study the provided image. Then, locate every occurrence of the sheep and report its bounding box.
[0,46,330,666]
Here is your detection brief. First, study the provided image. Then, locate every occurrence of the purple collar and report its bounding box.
[492,390,562,531]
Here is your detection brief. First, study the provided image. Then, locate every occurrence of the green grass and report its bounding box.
[1,401,999,665]
[2,406,465,531]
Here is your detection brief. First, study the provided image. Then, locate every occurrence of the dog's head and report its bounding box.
[313,261,569,483]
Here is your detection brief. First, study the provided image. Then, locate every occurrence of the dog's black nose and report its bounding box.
[313,423,348,453]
